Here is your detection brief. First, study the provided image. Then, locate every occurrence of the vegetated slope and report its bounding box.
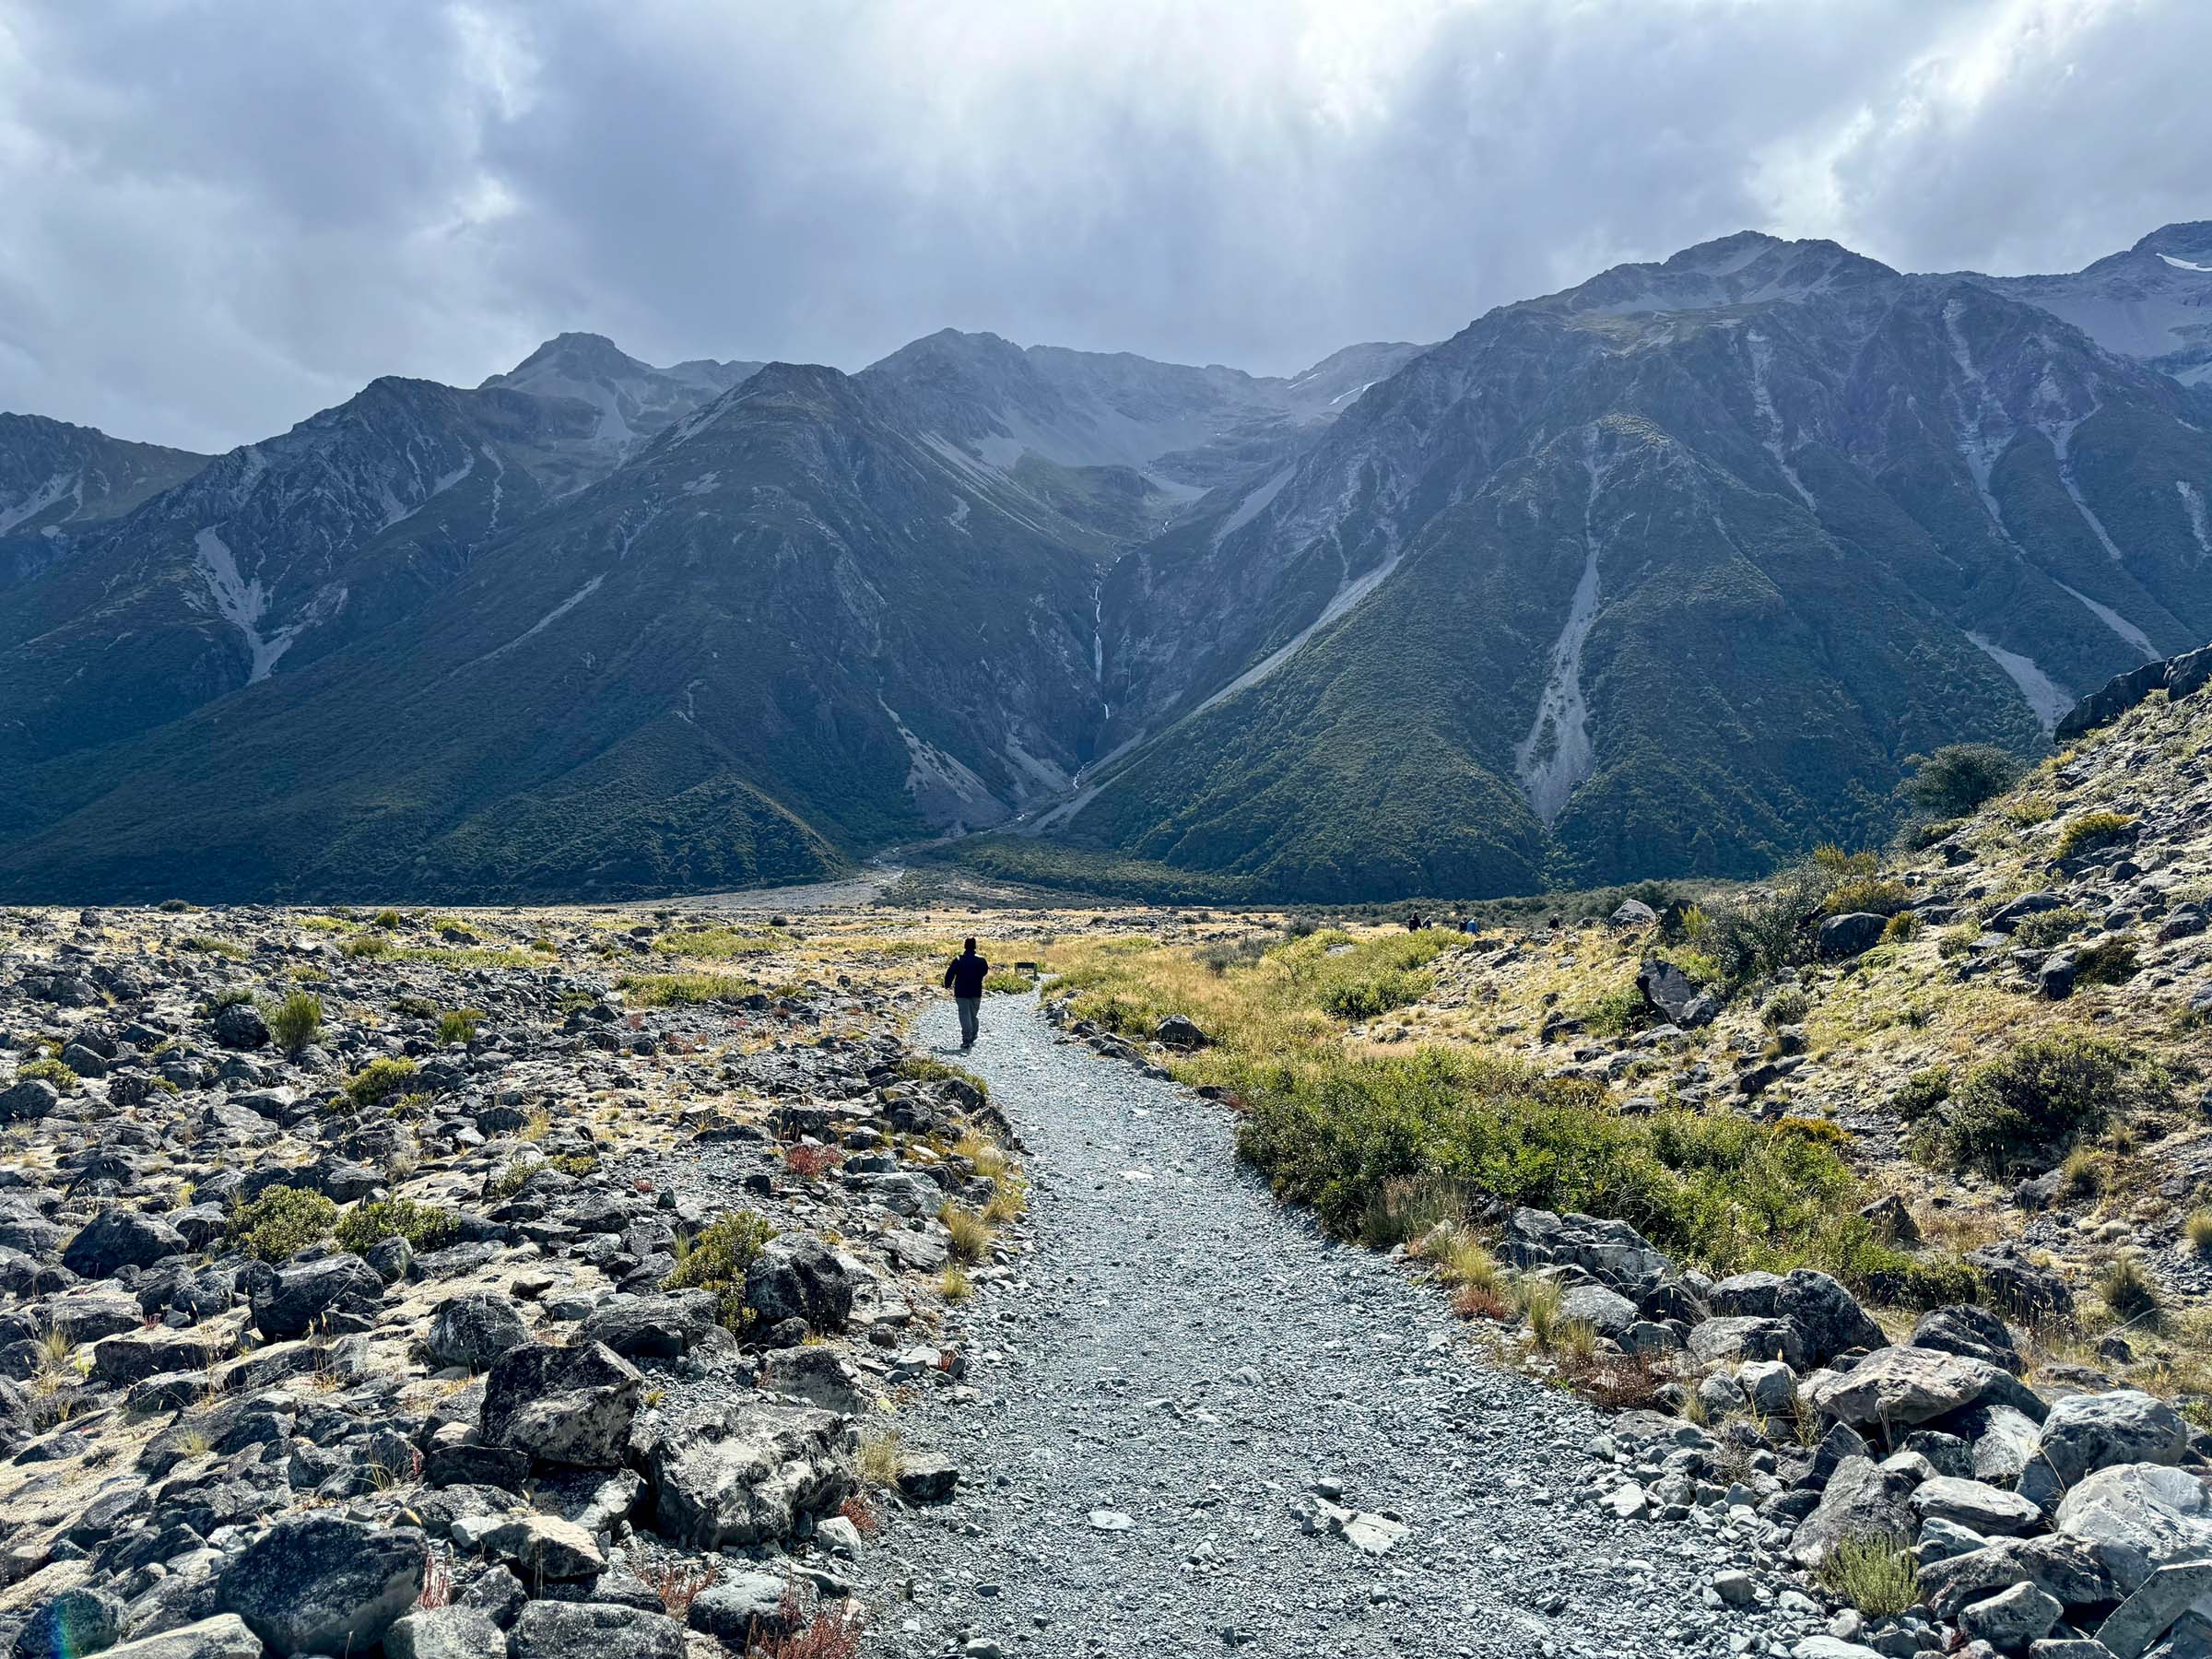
[0,364,1129,901]
[1041,233,2212,902]
[0,412,208,546]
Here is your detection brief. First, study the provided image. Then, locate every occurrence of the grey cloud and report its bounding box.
[0,0,2204,453]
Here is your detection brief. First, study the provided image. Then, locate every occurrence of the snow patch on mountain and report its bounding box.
[1967,633,2072,733]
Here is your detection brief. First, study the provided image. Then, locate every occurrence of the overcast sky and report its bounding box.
[1,0,2205,453]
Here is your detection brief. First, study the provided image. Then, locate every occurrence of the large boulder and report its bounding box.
[211,1002,269,1050]
[1921,1534,2119,1617]
[1687,1316,1808,1371]
[1791,1453,1922,1568]
[1558,1284,1639,1342]
[215,1515,424,1654]
[759,1345,868,1416]
[10,1586,124,1659]
[384,1606,511,1659]
[650,1400,853,1548]
[2057,1464,2212,1597]
[1910,1305,2023,1374]
[0,1078,60,1124]
[1911,1475,2042,1536]
[1635,959,1718,1028]
[508,1601,687,1659]
[61,1207,186,1278]
[2096,1561,2212,1659]
[483,1340,641,1467]
[1500,1207,1671,1297]
[2019,1392,2190,1513]
[743,1234,859,1333]
[1707,1269,1883,1364]
[1955,1581,2062,1649]
[1818,912,1888,959]
[426,1292,530,1371]
[95,1617,263,1659]
[579,1291,716,1359]
[1806,1346,2010,1429]
[245,1253,384,1338]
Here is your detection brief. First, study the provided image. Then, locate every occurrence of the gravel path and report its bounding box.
[874,996,1788,1659]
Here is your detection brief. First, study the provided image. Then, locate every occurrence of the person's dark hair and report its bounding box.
[964,936,977,953]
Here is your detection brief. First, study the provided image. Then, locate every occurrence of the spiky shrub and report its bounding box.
[229,1184,337,1262]
[1915,1035,2163,1177]
[2073,935,2139,987]
[341,933,391,959]
[1760,989,1812,1030]
[2012,906,2090,948]
[334,1198,458,1255]
[264,990,324,1055]
[1819,1535,1920,1618]
[435,1009,482,1046]
[17,1056,76,1092]
[939,1205,991,1265]
[346,1057,418,1109]
[665,1210,777,1330]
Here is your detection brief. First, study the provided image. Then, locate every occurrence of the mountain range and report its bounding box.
[1,225,2207,903]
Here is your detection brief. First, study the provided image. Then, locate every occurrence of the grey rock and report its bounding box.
[1958,1580,2063,1648]
[2055,1463,2212,1595]
[10,1586,124,1659]
[1807,1346,2007,1427]
[1154,1015,1208,1051]
[93,1617,261,1659]
[1792,1453,1921,1568]
[1912,1305,2024,1375]
[1708,1267,1883,1364]
[214,1514,424,1655]
[1558,1283,1638,1340]
[244,1252,383,1338]
[897,1451,959,1502]
[649,1400,853,1547]
[482,1340,641,1467]
[744,1233,859,1333]
[759,1344,868,1415]
[1818,912,1888,959]
[1923,1534,2119,1616]
[2021,1392,2191,1513]
[577,1290,715,1359]
[686,1571,795,1642]
[426,1291,530,1370]
[2098,1561,2212,1659]
[1688,1315,1807,1370]
[508,1601,687,1659]
[61,1207,187,1278]
[480,1514,606,1581]
[383,1606,511,1659]
[0,1079,61,1123]
[1912,1476,2044,1536]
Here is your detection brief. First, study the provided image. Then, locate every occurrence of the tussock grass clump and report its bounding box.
[2184,1211,2212,1257]
[342,933,391,959]
[856,1429,901,1488]
[2057,811,2136,859]
[2013,907,2090,949]
[334,1198,457,1255]
[1819,1535,1921,1618]
[939,1206,991,1265]
[435,1008,483,1046]
[2101,1255,2163,1329]
[182,934,249,959]
[264,990,324,1055]
[653,927,778,960]
[1576,984,1650,1039]
[2073,935,2139,987]
[229,1184,337,1262]
[617,972,760,1006]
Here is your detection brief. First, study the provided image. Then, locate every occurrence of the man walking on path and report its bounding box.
[943,936,990,1050]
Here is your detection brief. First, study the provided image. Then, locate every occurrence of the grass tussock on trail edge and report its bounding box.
[1042,927,1964,1298]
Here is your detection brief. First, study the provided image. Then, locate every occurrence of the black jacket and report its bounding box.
[943,950,989,998]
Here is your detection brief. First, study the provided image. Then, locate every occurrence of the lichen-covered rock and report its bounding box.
[482,1340,641,1467]
[214,1515,424,1655]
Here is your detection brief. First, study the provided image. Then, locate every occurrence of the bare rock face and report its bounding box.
[1806,1346,2006,1428]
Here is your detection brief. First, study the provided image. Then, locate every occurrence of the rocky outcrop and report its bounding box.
[2056,640,2212,740]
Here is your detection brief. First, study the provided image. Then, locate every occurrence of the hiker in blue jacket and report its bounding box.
[943,937,990,1050]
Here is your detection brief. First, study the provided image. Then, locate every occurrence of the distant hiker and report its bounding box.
[1406,911,1425,932]
[943,936,990,1050]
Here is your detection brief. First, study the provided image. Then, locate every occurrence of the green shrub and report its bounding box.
[1576,984,1650,1039]
[1890,1066,1952,1123]
[1917,1036,2163,1176]
[182,935,249,960]
[665,1210,778,1330]
[1901,744,2027,821]
[391,994,437,1018]
[896,1055,988,1098]
[1882,912,1919,943]
[1321,968,1432,1021]
[1823,877,1913,918]
[346,1056,418,1109]
[2057,811,2137,859]
[2073,935,2139,987]
[1819,1535,1921,1618]
[615,972,759,1006]
[263,991,324,1055]
[982,970,1031,994]
[229,1184,337,1262]
[334,1198,457,1255]
[370,909,404,930]
[2013,907,2091,948]
[17,1056,76,1092]
[435,1009,483,1046]
[342,934,391,959]
[198,986,255,1017]
[1900,816,1970,851]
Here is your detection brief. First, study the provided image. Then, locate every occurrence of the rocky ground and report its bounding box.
[0,901,1057,1659]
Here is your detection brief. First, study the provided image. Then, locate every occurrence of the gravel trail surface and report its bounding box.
[876,996,1783,1659]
